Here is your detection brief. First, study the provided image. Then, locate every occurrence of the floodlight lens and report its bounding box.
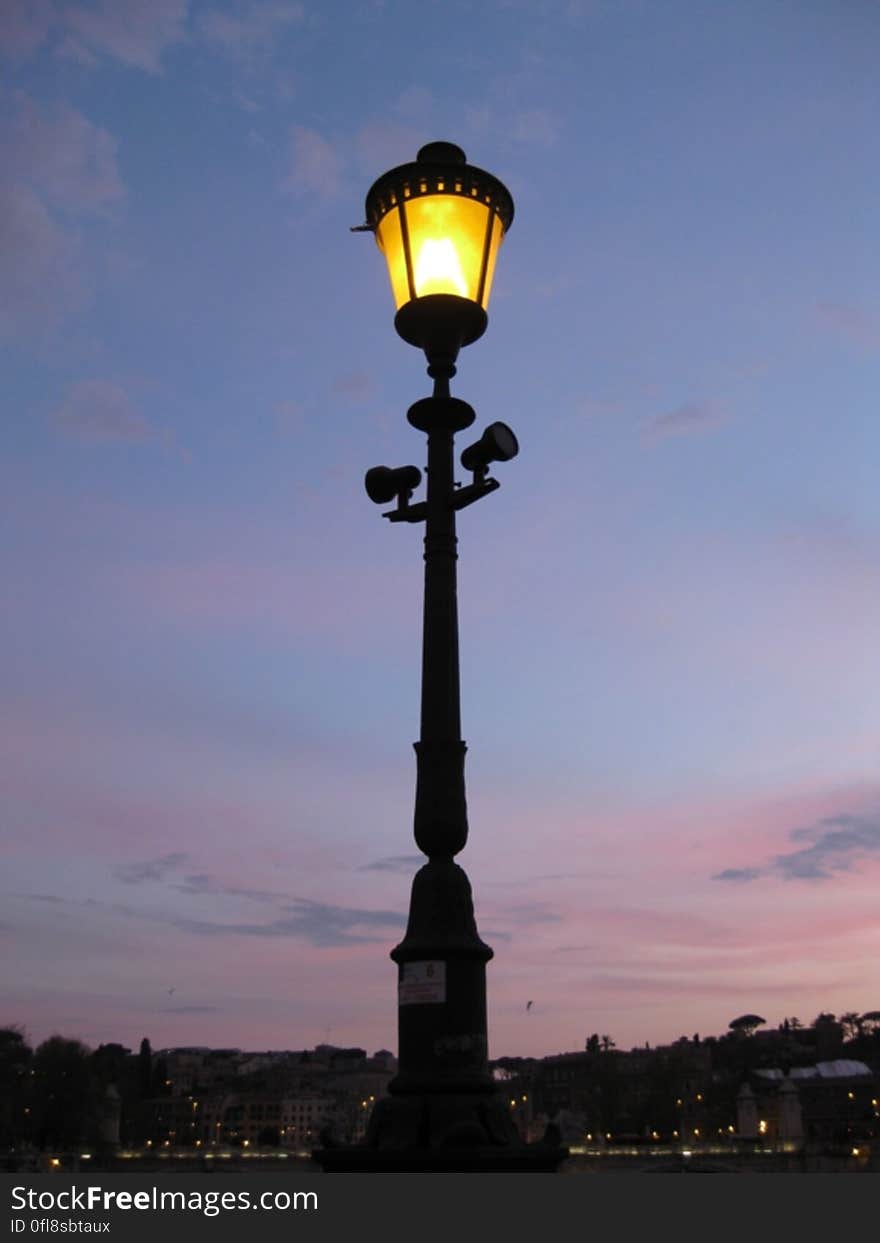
[487,422,518,462]
[460,422,519,472]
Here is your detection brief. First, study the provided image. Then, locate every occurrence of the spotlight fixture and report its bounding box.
[460,422,519,479]
[364,464,422,506]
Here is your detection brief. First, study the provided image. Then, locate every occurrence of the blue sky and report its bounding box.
[2,0,879,1058]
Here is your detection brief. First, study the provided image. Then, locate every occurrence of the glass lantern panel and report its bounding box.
[374,206,410,310]
[404,194,492,303]
[479,211,504,310]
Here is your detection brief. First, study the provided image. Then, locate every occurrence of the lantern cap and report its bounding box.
[362,143,514,235]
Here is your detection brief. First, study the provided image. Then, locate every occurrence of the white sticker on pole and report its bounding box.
[399,960,446,1005]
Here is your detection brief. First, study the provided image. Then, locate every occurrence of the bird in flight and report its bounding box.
[526,1000,533,1012]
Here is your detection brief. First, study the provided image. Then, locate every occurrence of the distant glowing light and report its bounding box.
[413,239,467,297]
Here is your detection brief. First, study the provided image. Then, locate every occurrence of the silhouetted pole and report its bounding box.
[388,359,496,1108]
[315,143,566,1171]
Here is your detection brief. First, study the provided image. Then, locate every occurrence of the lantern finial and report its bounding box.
[417,142,466,165]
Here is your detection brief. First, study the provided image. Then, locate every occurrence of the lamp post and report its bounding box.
[315,143,566,1173]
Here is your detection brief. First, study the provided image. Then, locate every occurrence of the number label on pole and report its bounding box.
[399,960,446,1005]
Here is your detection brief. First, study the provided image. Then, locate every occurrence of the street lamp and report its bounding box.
[315,143,565,1172]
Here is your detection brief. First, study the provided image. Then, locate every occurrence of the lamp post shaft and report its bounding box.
[420,400,461,746]
[413,369,468,859]
[388,363,494,1100]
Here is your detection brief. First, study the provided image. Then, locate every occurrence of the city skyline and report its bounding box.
[8,1005,877,1063]
[3,1,878,1060]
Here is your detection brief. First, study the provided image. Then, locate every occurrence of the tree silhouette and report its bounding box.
[137,1038,153,1098]
[32,1036,92,1150]
[728,1014,766,1036]
[839,1012,862,1042]
[0,1028,33,1147]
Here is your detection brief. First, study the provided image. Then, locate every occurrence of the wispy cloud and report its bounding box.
[173,897,405,947]
[496,902,561,929]
[2,91,125,215]
[52,379,154,443]
[712,867,761,883]
[61,0,189,73]
[199,1,304,66]
[0,0,55,62]
[0,92,123,337]
[355,120,427,174]
[333,371,377,403]
[170,874,283,904]
[359,856,423,874]
[642,399,727,441]
[815,301,880,351]
[114,853,190,884]
[713,811,880,883]
[17,882,404,949]
[0,184,84,337]
[283,126,343,200]
[512,107,560,146]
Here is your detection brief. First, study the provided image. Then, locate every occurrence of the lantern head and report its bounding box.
[361,142,514,365]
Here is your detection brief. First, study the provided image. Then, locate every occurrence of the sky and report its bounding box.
[2,0,878,1062]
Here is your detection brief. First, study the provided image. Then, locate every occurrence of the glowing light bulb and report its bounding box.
[414,239,467,297]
